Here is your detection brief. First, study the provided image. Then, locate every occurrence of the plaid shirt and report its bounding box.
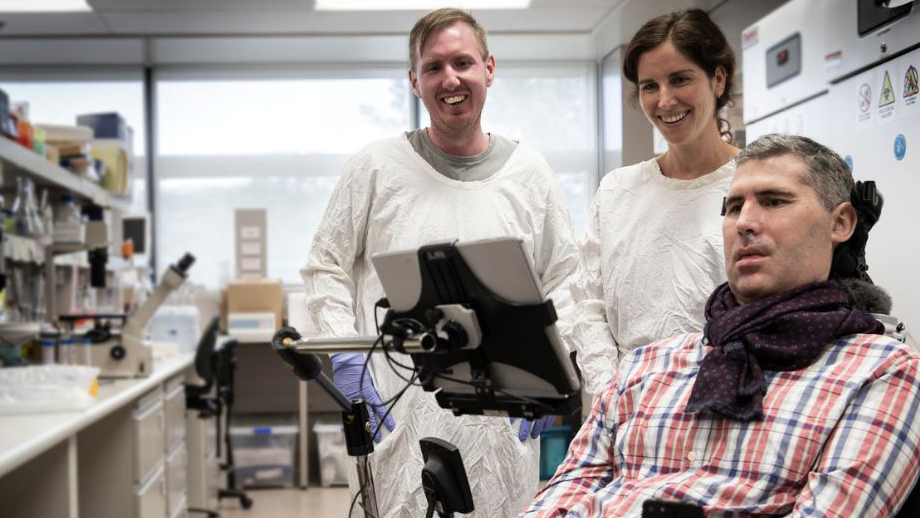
[522,332,920,517]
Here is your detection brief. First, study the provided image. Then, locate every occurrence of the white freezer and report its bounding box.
[746,46,920,331]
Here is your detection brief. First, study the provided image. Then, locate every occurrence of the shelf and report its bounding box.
[0,322,41,345]
[3,235,45,264]
[0,138,130,212]
[3,234,129,272]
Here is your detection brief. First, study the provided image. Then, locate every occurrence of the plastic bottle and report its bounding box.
[11,177,30,237]
[40,338,56,365]
[82,336,93,365]
[24,179,45,238]
[57,195,81,224]
[61,336,77,365]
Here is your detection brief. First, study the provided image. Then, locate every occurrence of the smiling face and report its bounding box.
[636,40,725,150]
[723,154,856,304]
[409,21,495,144]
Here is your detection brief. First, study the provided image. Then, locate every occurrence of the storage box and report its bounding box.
[230,421,298,488]
[539,425,573,480]
[313,422,349,487]
[225,279,283,331]
[148,305,201,354]
[77,112,130,141]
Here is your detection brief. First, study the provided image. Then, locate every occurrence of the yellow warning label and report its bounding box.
[906,66,919,97]
[879,71,896,106]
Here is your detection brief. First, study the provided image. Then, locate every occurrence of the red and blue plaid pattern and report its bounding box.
[521,332,920,517]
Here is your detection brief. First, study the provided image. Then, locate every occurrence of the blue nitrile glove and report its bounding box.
[509,415,554,442]
[330,353,396,443]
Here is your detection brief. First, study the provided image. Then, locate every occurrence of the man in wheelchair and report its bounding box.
[521,134,920,517]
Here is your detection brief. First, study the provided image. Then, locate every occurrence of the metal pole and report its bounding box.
[356,455,379,518]
[288,336,429,355]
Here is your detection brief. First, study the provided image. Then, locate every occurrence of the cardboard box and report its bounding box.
[225,279,283,330]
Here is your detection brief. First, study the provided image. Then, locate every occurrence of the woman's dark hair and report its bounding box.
[623,9,736,142]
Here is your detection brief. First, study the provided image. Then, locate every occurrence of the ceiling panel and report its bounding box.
[0,12,110,35]
[2,0,623,36]
[152,35,407,64]
[87,0,317,10]
[0,38,145,64]
[87,0,619,10]
[97,6,611,35]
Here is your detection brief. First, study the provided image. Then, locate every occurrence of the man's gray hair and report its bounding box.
[735,133,853,211]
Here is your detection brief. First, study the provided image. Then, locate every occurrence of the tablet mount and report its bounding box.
[271,241,581,517]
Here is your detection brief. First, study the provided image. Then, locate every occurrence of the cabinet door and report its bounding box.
[136,465,167,518]
[134,393,165,484]
[166,442,188,516]
[164,380,186,452]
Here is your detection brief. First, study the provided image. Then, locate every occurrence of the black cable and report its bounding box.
[373,300,385,334]
[357,334,416,425]
[371,368,418,440]
[381,341,424,386]
[347,479,379,518]
[358,335,384,416]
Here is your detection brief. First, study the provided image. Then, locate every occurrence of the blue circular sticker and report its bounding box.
[845,155,854,171]
[894,134,906,161]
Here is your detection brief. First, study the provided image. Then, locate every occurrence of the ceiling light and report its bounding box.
[315,0,530,10]
[0,0,91,12]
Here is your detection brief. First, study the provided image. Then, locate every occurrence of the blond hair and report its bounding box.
[409,8,489,71]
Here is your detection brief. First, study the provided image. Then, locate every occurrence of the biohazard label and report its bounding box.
[905,65,919,107]
[878,70,896,122]
[879,71,896,107]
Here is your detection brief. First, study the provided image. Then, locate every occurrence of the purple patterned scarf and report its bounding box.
[685,281,883,421]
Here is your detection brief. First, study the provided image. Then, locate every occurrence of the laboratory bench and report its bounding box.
[0,353,197,518]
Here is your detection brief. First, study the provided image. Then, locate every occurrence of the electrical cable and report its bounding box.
[346,479,379,518]
[381,340,423,386]
[358,335,386,421]
[371,367,418,440]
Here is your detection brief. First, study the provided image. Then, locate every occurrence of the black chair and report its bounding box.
[186,317,253,516]
[186,317,221,419]
[214,337,253,509]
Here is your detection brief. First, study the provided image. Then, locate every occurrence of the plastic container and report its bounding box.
[82,336,93,366]
[40,338,56,365]
[313,422,349,487]
[52,194,85,245]
[60,337,77,365]
[0,365,100,414]
[148,306,201,354]
[229,421,298,488]
[539,425,573,480]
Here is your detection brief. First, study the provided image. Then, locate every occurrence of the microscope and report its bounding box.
[59,253,195,378]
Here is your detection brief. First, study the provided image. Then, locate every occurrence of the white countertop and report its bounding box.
[0,353,194,478]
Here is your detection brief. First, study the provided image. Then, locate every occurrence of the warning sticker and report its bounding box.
[905,65,919,106]
[899,50,919,118]
[856,81,872,130]
[880,71,896,107]
[878,68,897,123]
[858,83,872,113]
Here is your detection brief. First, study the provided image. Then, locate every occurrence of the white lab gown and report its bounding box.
[570,157,734,395]
[301,134,579,518]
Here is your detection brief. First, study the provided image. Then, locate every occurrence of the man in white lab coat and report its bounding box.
[300,7,579,518]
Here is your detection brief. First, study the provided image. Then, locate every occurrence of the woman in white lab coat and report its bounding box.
[571,9,741,395]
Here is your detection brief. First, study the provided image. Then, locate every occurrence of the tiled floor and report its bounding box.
[212,487,352,518]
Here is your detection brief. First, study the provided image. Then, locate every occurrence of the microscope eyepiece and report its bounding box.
[176,253,196,274]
